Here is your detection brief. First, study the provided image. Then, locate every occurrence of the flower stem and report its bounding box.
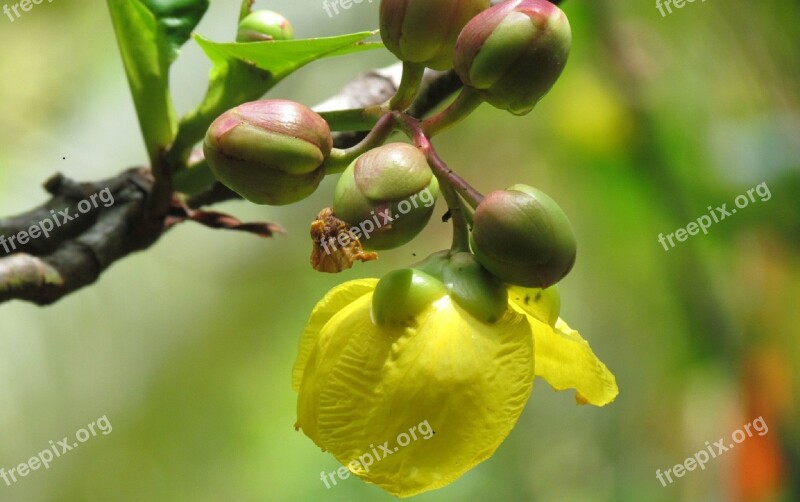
[389,62,425,111]
[398,115,484,208]
[429,155,471,253]
[324,113,398,174]
[395,114,484,252]
[458,194,475,227]
[422,87,483,137]
[239,0,254,21]
[318,105,385,132]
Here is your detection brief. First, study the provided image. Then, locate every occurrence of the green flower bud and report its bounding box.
[333,143,439,250]
[454,0,571,115]
[380,0,490,70]
[471,184,577,288]
[372,268,448,327]
[204,99,332,205]
[236,10,294,42]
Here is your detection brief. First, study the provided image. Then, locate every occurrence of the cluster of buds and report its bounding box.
[202,2,577,286]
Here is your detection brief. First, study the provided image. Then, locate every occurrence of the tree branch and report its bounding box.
[0,63,465,306]
[0,169,161,305]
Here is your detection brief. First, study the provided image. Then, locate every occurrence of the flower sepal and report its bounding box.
[442,252,508,324]
[371,268,447,327]
[413,250,508,324]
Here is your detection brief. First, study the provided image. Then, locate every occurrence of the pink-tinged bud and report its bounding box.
[204,100,332,205]
[333,143,439,250]
[380,0,491,70]
[454,0,571,115]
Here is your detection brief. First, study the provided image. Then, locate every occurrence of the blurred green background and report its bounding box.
[1,0,798,501]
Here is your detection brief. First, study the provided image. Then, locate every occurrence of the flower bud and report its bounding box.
[236,10,294,42]
[204,99,332,205]
[471,184,576,288]
[380,0,490,70]
[454,0,571,115]
[333,143,439,250]
[372,269,448,326]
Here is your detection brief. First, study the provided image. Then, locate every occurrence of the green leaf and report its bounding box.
[194,32,382,80]
[169,32,383,180]
[106,0,208,167]
[141,0,210,62]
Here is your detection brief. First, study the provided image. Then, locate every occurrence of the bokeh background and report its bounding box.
[1,0,798,501]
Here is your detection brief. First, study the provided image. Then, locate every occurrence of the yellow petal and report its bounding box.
[528,316,618,407]
[295,294,534,497]
[508,285,560,327]
[291,279,378,391]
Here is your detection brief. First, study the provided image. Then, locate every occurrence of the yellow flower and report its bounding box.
[293,276,617,497]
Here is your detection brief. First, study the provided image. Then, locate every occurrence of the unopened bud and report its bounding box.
[333,143,439,250]
[237,10,294,42]
[380,0,490,70]
[471,184,576,288]
[454,0,571,115]
[204,99,332,205]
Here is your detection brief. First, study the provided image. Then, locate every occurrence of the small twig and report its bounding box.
[166,199,285,237]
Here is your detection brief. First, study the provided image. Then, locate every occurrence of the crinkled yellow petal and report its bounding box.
[292,279,378,392]
[528,316,618,407]
[295,294,534,498]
